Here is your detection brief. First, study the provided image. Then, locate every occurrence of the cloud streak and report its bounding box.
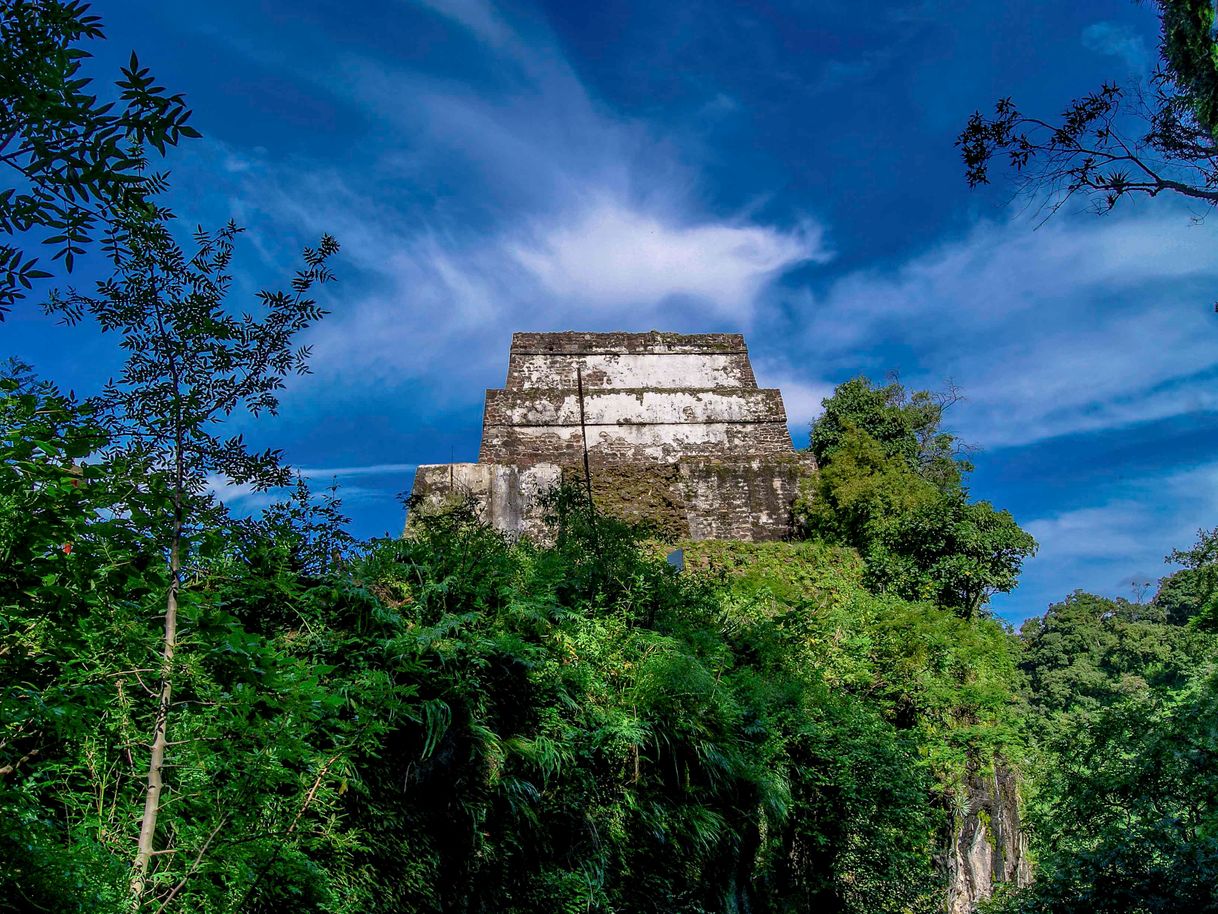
[509,195,826,317]
[296,463,419,478]
[1082,21,1151,74]
[785,209,1218,450]
[1006,459,1218,618]
[189,2,825,413]
[207,463,419,511]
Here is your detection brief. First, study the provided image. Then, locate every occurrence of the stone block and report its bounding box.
[505,351,758,391]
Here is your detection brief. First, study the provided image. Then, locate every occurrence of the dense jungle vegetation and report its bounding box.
[2,2,1217,912]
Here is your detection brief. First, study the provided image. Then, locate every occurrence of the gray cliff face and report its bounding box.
[944,765,1031,914]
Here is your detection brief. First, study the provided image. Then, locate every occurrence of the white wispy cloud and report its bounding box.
[296,463,419,478]
[207,464,418,508]
[186,2,824,410]
[509,195,826,318]
[415,0,515,48]
[1013,460,1218,614]
[204,476,278,510]
[792,209,1218,450]
[1025,504,1152,562]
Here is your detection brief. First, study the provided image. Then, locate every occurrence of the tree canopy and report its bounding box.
[798,376,1035,618]
[809,375,968,493]
[0,0,199,319]
[958,0,1218,221]
[1163,526,1218,629]
[991,585,1218,914]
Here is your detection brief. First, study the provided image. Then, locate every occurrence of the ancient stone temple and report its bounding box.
[408,331,814,541]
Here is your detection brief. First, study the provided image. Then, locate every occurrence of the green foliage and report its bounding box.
[988,673,1218,914]
[1154,565,1214,625]
[809,375,968,491]
[0,372,402,911]
[0,369,156,907]
[798,378,1035,618]
[2,430,1031,912]
[42,213,339,904]
[682,540,1023,782]
[0,0,200,318]
[1019,590,1214,722]
[1154,0,1218,139]
[800,424,939,545]
[992,582,1218,914]
[340,499,957,914]
[1165,527,1218,630]
[865,497,1039,618]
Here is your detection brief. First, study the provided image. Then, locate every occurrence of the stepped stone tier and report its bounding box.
[408,331,815,541]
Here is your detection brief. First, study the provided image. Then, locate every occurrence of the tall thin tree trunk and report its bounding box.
[132,397,185,904]
[131,525,179,902]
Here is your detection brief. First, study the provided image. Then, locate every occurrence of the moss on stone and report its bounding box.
[565,463,690,542]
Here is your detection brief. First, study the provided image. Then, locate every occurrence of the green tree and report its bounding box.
[0,367,416,912]
[958,0,1218,220]
[810,376,968,492]
[0,369,156,908]
[0,0,199,318]
[1019,590,1213,721]
[799,378,1035,618]
[1163,527,1218,629]
[865,496,1037,618]
[999,577,1218,914]
[47,218,339,905]
[799,424,939,545]
[989,673,1218,914]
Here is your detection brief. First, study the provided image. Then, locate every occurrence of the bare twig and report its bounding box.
[153,814,227,913]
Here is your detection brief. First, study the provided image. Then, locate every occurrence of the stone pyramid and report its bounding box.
[408,331,813,541]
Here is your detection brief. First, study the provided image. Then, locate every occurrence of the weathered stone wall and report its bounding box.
[679,456,811,541]
[481,422,797,466]
[480,388,792,466]
[505,331,756,390]
[483,387,786,427]
[409,462,561,540]
[409,331,813,542]
[506,352,758,391]
[509,331,748,355]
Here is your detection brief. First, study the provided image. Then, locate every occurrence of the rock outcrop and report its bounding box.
[944,765,1032,913]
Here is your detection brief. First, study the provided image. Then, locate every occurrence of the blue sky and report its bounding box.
[6,0,1218,622]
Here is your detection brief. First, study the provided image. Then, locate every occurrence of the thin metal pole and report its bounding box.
[577,365,595,513]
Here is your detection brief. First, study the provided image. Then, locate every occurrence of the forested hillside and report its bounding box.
[2,2,1217,913]
[5,365,1216,912]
